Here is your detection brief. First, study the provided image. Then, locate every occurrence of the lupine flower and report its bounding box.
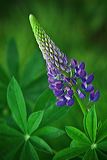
[29,14,100,107]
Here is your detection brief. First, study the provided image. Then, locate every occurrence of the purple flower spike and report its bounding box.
[86,74,94,84]
[30,16,100,107]
[90,90,100,102]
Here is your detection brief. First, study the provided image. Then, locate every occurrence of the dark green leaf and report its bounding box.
[34,89,55,111]
[21,50,45,86]
[0,124,24,158]
[97,119,107,142]
[97,149,107,160]
[23,74,48,104]
[53,147,85,160]
[0,66,9,85]
[7,39,19,78]
[0,123,22,137]
[28,111,44,134]
[20,141,39,160]
[70,140,90,150]
[66,126,90,144]
[4,140,23,160]
[41,105,70,126]
[86,105,97,142]
[7,77,27,133]
[30,136,53,154]
[97,141,107,151]
[35,126,65,139]
[83,149,98,160]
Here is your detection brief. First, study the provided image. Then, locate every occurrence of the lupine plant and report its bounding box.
[0,14,107,160]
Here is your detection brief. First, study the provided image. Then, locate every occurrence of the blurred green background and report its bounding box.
[0,0,107,132]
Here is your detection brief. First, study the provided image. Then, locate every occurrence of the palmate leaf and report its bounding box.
[27,111,44,135]
[7,77,27,133]
[83,149,98,160]
[66,126,91,144]
[97,119,107,142]
[85,105,97,142]
[30,136,53,154]
[35,126,65,139]
[7,39,19,79]
[53,147,85,160]
[20,141,39,160]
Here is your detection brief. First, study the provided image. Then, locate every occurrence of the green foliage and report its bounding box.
[53,106,107,160]
[0,77,65,160]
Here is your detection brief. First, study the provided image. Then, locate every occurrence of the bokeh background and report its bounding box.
[0,0,107,158]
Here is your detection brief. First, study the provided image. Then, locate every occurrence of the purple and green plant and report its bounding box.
[29,14,107,160]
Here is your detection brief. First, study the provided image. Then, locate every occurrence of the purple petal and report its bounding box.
[54,89,64,96]
[71,59,78,68]
[55,81,63,89]
[93,91,100,101]
[68,89,73,96]
[67,99,74,106]
[86,74,94,84]
[90,90,100,102]
[77,69,86,78]
[56,97,67,106]
[85,84,94,92]
[77,89,85,99]
[79,62,85,69]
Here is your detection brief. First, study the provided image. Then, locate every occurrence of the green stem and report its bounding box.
[72,87,87,115]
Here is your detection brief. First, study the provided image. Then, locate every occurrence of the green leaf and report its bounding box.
[0,123,22,137]
[30,136,53,154]
[4,140,23,160]
[41,105,70,126]
[7,39,19,78]
[97,141,107,151]
[20,141,39,160]
[53,147,85,160]
[97,119,107,142]
[0,124,24,158]
[23,74,48,105]
[35,126,65,139]
[27,111,44,134]
[97,149,107,160]
[83,149,98,160]
[34,89,55,111]
[66,126,90,144]
[0,66,9,85]
[7,77,27,133]
[86,105,97,142]
[70,140,90,150]
[21,50,45,87]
